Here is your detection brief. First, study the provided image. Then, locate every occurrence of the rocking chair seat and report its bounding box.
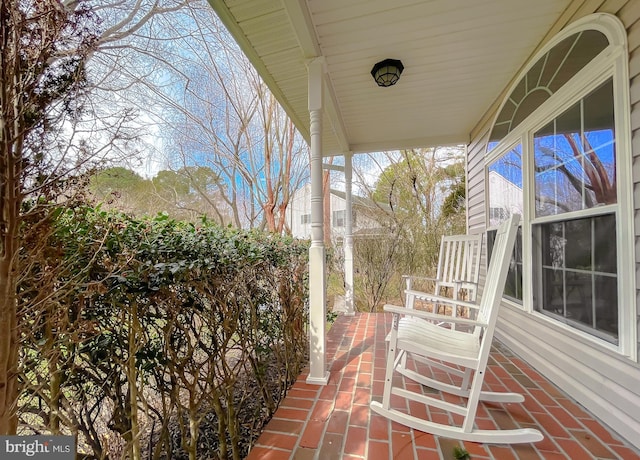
[398,316,479,361]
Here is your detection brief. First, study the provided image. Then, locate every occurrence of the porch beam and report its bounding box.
[307,57,329,385]
[323,163,344,172]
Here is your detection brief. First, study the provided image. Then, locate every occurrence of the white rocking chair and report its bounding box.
[403,232,483,328]
[371,214,543,444]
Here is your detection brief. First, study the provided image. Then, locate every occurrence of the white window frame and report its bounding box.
[332,209,346,228]
[484,13,636,358]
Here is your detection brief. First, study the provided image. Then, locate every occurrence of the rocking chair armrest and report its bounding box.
[404,289,480,311]
[383,304,488,328]
[401,275,440,283]
[453,280,479,290]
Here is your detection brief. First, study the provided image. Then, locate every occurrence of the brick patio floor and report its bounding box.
[246,313,640,460]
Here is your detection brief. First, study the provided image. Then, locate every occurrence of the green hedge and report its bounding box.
[18,205,309,460]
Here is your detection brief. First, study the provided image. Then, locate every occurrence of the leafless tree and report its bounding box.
[94,0,310,230]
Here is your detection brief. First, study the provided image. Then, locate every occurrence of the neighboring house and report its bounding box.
[287,183,385,242]
[487,170,523,228]
[209,1,640,447]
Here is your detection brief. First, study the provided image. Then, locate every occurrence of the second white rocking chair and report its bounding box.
[371,214,543,444]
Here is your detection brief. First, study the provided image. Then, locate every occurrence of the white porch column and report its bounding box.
[344,153,355,316]
[306,57,329,385]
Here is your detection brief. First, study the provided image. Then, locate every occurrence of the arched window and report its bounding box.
[485,14,634,356]
[488,29,609,149]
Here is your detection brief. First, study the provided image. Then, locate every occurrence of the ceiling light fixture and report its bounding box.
[370,58,404,87]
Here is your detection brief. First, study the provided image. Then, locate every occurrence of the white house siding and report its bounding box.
[466,0,640,449]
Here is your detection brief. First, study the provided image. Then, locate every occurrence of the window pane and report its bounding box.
[535,214,618,343]
[487,144,523,227]
[534,79,616,217]
[565,218,591,270]
[541,266,563,314]
[504,227,523,300]
[594,275,618,335]
[565,272,592,326]
[594,214,616,273]
[487,227,522,302]
[541,222,564,268]
[549,30,609,93]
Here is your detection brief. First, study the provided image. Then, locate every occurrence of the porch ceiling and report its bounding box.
[208,0,572,155]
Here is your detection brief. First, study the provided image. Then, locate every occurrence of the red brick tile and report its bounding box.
[280,396,315,410]
[369,413,390,440]
[299,419,324,449]
[372,380,385,396]
[318,383,339,401]
[487,445,517,459]
[257,431,298,450]
[367,440,390,460]
[326,409,349,434]
[318,432,344,460]
[390,393,407,410]
[357,372,372,388]
[474,416,499,431]
[529,388,560,408]
[344,426,367,456]
[522,394,546,414]
[292,447,316,460]
[391,420,412,433]
[556,438,592,458]
[360,361,372,373]
[531,432,561,453]
[544,405,581,429]
[581,418,626,445]
[537,380,565,399]
[246,446,291,460]
[535,452,570,460]
[518,362,546,381]
[353,387,370,405]
[462,441,490,457]
[287,387,319,400]
[569,429,618,458]
[349,404,370,427]
[429,411,451,426]
[408,399,429,420]
[531,412,571,438]
[413,431,437,450]
[512,443,543,459]
[294,381,326,392]
[339,377,356,392]
[310,399,333,422]
[504,402,536,425]
[335,391,353,411]
[330,359,347,372]
[275,407,309,421]
[556,397,590,418]
[391,431,414,460]
[265,418,304,435]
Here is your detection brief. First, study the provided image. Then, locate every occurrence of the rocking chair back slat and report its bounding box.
[433,233,483,301]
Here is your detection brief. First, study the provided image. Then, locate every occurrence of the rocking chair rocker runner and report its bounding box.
[371,214,543,444]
